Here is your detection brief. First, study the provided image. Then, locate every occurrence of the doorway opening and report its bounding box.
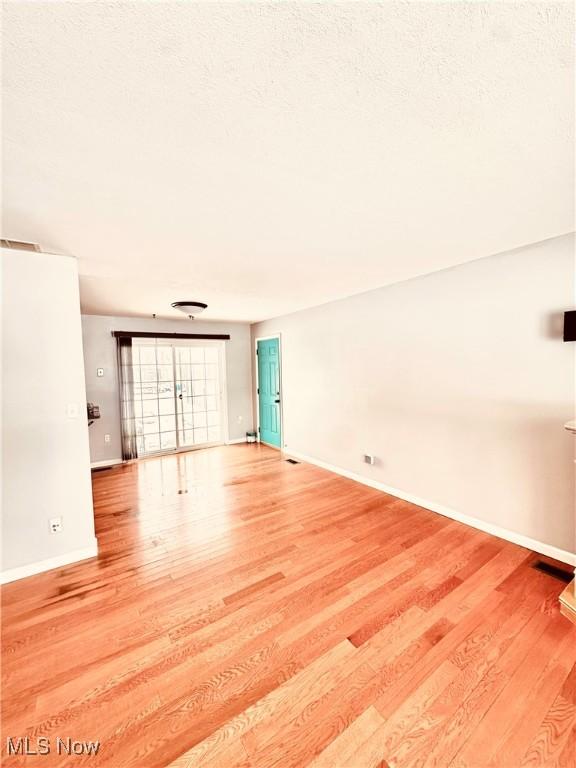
[126,339,227,457]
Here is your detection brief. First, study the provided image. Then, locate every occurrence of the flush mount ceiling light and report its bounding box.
[171,301,208,319]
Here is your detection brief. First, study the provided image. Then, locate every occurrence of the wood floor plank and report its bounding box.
[166,642,356,768]
[519,663,576,767]
[307,706,385,768]
[448,614,574,768]
[1,444,574,768]
[498,649,576,767]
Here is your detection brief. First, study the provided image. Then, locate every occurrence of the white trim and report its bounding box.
[91,458,123,469]
[226,437,246,444]
[254,333,284,448]
[0,540,99,585]
[285,449,576,567]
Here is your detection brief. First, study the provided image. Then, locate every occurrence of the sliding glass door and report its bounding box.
[130,340,225,457]
[174,344,222,450]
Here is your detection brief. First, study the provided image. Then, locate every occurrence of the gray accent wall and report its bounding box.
[252,234,575,556]
[82,315,254,464]
[2,249,97,576]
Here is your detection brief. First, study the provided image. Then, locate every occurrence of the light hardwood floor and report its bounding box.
[2,444,575,767]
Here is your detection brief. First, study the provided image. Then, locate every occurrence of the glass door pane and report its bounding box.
[132,341,178,457]
[175,343,222,448]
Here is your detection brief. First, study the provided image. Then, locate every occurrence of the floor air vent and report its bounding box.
[532,560,573,583]
[285,458,300,464]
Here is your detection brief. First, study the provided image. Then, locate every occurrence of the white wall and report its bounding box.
[82,315,254,465]
[252,234,575,561]
[1,249,97,580]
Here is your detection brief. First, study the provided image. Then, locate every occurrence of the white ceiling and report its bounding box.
[2,2,574,323]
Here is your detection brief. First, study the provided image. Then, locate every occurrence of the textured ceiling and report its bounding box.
[2,1,574,322]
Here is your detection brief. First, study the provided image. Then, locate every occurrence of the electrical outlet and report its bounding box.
[104,434,111,443]
[97,368,104,377]
[49,517,63,534]
[363,454,376,465]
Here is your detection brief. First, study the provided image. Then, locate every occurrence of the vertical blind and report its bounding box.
[116,336,138,460]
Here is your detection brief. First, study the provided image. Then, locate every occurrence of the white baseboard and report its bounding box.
[285,449,576,567]
[226,438,247,445]
[0,540,99,585]
[91,458,123,469]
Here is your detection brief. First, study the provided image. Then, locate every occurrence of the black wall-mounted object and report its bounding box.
[87,402,101,426]
[563,311,576,342]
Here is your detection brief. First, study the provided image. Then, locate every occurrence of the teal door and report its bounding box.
[257,338,281,447]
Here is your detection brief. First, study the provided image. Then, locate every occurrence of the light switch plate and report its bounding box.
[66,403,79,419]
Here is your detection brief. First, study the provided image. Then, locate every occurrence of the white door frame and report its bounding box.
[254,334,283,450]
